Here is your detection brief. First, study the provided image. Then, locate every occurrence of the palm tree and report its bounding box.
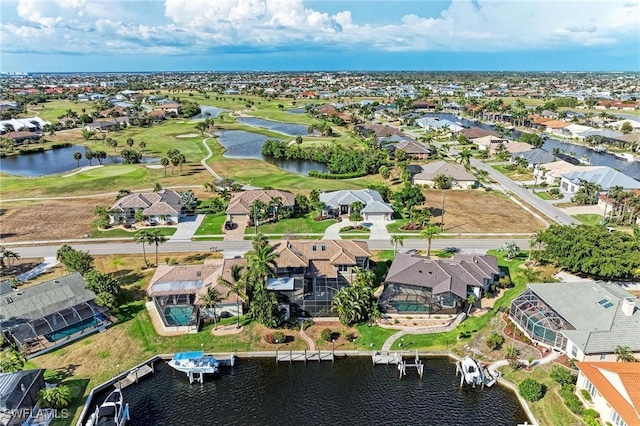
[504,345,520,368]
[466,294,477,315]
[147,230,167,266]
[501,241,520,260]
[248,244,278,289]
[0,246,20,275]
[391,234,404,253]
[420,225,442,256]
[218,264,246,328]
[139,141,146,154]
[134,230,152,266]
[161,158,169,177]
[200,287,222,329]
[457,148,473,168]
[614,345,637,362]
[84,149,94,166]
[0,346,26,372]
[73,151,82,168]
[529,230,545,262]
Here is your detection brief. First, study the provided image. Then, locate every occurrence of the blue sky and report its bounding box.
[1,0,639,72]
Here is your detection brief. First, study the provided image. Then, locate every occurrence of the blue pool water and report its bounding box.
[164,306,193,326]
[45,317,99,342]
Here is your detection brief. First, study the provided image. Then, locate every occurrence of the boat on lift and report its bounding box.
[85,388,130,426]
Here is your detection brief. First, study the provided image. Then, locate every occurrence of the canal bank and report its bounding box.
[77,351,537,426]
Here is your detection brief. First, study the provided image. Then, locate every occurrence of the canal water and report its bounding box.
[0,146,159,177]
[93,357,528,426]
[428,113,640,179]
[215,130,328,175]
[192,106,226,119]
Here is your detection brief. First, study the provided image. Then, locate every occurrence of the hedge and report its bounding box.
[308,170,368,179]
[51,142,73,149]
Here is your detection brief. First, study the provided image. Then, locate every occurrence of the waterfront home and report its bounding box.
[379,253,500,315]
[509,281,640,361]
[533,161,602,186]
[0,273,111,357]
[458,127,499,140]
[472,135,509,152]
[355,123,403,138]
[109,189,184,225]
[225,189,296,223]
[383,138,432,160]
[267,240,371,317]
[3,131,41,145]
[574,361,640,426]
[560,167,640,194]
[0,369,46,425]
[609,118,640,132]
[319,189,394,221]
[146,259,246,333]
[153,102,182,115]
[415,117,464,133]
[0,116,49,133]
[511,148,559,168]
[412,161,477,189]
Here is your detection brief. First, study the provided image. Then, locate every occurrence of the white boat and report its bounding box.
[458,356,484,387]
[613,152,635,162]
[85,388,129,426]
[592,146,607,153]
[168,351,220,375]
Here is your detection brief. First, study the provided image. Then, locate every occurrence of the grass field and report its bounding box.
[244,213,336,235]
[194,213,227,235]
[572,214,603,226]
[90,226,176,238]
[491,164,534,181]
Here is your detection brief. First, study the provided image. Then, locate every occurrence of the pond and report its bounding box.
[428,113,640,179]
[89,357,529,426]
[0,145,159,177]
[192,106,226,119]
[215,130,327,175]
[285,107,307,114]
[236,116,310,136]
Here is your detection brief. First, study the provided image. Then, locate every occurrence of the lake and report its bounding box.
[192,106,226,119]
[91,357,529,426]
[0,146,159,177]
[215,130,328,175]
[236,116,310,136]
[429,112,640,180]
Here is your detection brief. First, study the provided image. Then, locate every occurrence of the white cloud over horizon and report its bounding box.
[1,0,638,58]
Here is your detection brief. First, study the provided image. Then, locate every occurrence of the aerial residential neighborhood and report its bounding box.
[1,1,639,425]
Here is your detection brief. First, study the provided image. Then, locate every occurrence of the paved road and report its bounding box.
[10,238,530,258]
[469,157,579,226]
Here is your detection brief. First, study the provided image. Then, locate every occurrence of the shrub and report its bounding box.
[38,385,72,409]
[559,384,584,415]
[266,331,286,344]
[485,332,505,351]
[580,389,593,403]
[301,319,314,330]
[518,378,544,402]
[550,365,577,386]
[498,276,513,288]
[321,328,332,342]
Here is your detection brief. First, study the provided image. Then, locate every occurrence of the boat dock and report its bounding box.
[275,350,334,363]
[454,358,497,388]
[371,351,402,365]
[115,363,155,389]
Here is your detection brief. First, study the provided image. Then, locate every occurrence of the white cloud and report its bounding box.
[2,0,639,56]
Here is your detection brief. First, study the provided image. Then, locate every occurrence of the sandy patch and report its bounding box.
[211,324,244,336]
[176,133,199,138]
[145,164,165,169]
[63,164,103,177]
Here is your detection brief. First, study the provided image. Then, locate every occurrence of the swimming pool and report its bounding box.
[389,302,429,312]
[163,306,193,326]
[45,317,100,342]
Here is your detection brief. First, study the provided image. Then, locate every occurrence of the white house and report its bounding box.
[319,189,394,221]
[575,361,640,426]
[560,167,640,194]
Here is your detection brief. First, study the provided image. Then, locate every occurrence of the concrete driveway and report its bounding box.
[170,214,205,242]
[224,218,248,241]
[322,219,392,240]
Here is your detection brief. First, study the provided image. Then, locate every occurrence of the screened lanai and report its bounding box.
[0,273,110,356]
[509,288,573,350]
[378,283,459,314]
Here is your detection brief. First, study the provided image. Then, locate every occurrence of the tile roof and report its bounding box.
[111,189,183,215]
[575,361,640,426]
[319,189,392,213]
[413,161,477,182]
[385,254,498,299]
[226,190,295,215]
[272,240,370,273]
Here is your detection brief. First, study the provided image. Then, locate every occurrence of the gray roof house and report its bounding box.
[0,273,110,357]
[110,189,184,224]
[379,253,499,314]
[319,189,394,221]
[510,281,640,361]
[511,148,558,166]
[412,161,478,189]
[0,369,46,426]
[560,167,640,194]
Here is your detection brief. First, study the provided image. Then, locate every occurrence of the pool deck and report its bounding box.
[146,302,198,336]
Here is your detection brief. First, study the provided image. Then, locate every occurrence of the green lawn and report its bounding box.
[90,227,176,238]
[23,99,99,123]
[244,213,336,235]
[491,164,534,182]
[353,324,399,350]
[534,191,555,200]
[572,214,603,226]
[386,219,414,233]
[194,213,226,235]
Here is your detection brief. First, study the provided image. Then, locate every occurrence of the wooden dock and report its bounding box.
[115,364,154,389]
[276,350,334,363]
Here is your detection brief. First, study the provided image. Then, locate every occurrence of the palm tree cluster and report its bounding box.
[331,267,380,326]
[604,186,640,225]
[134,229,167,267]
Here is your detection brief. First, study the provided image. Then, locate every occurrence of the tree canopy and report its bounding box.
[537,225,640,279]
